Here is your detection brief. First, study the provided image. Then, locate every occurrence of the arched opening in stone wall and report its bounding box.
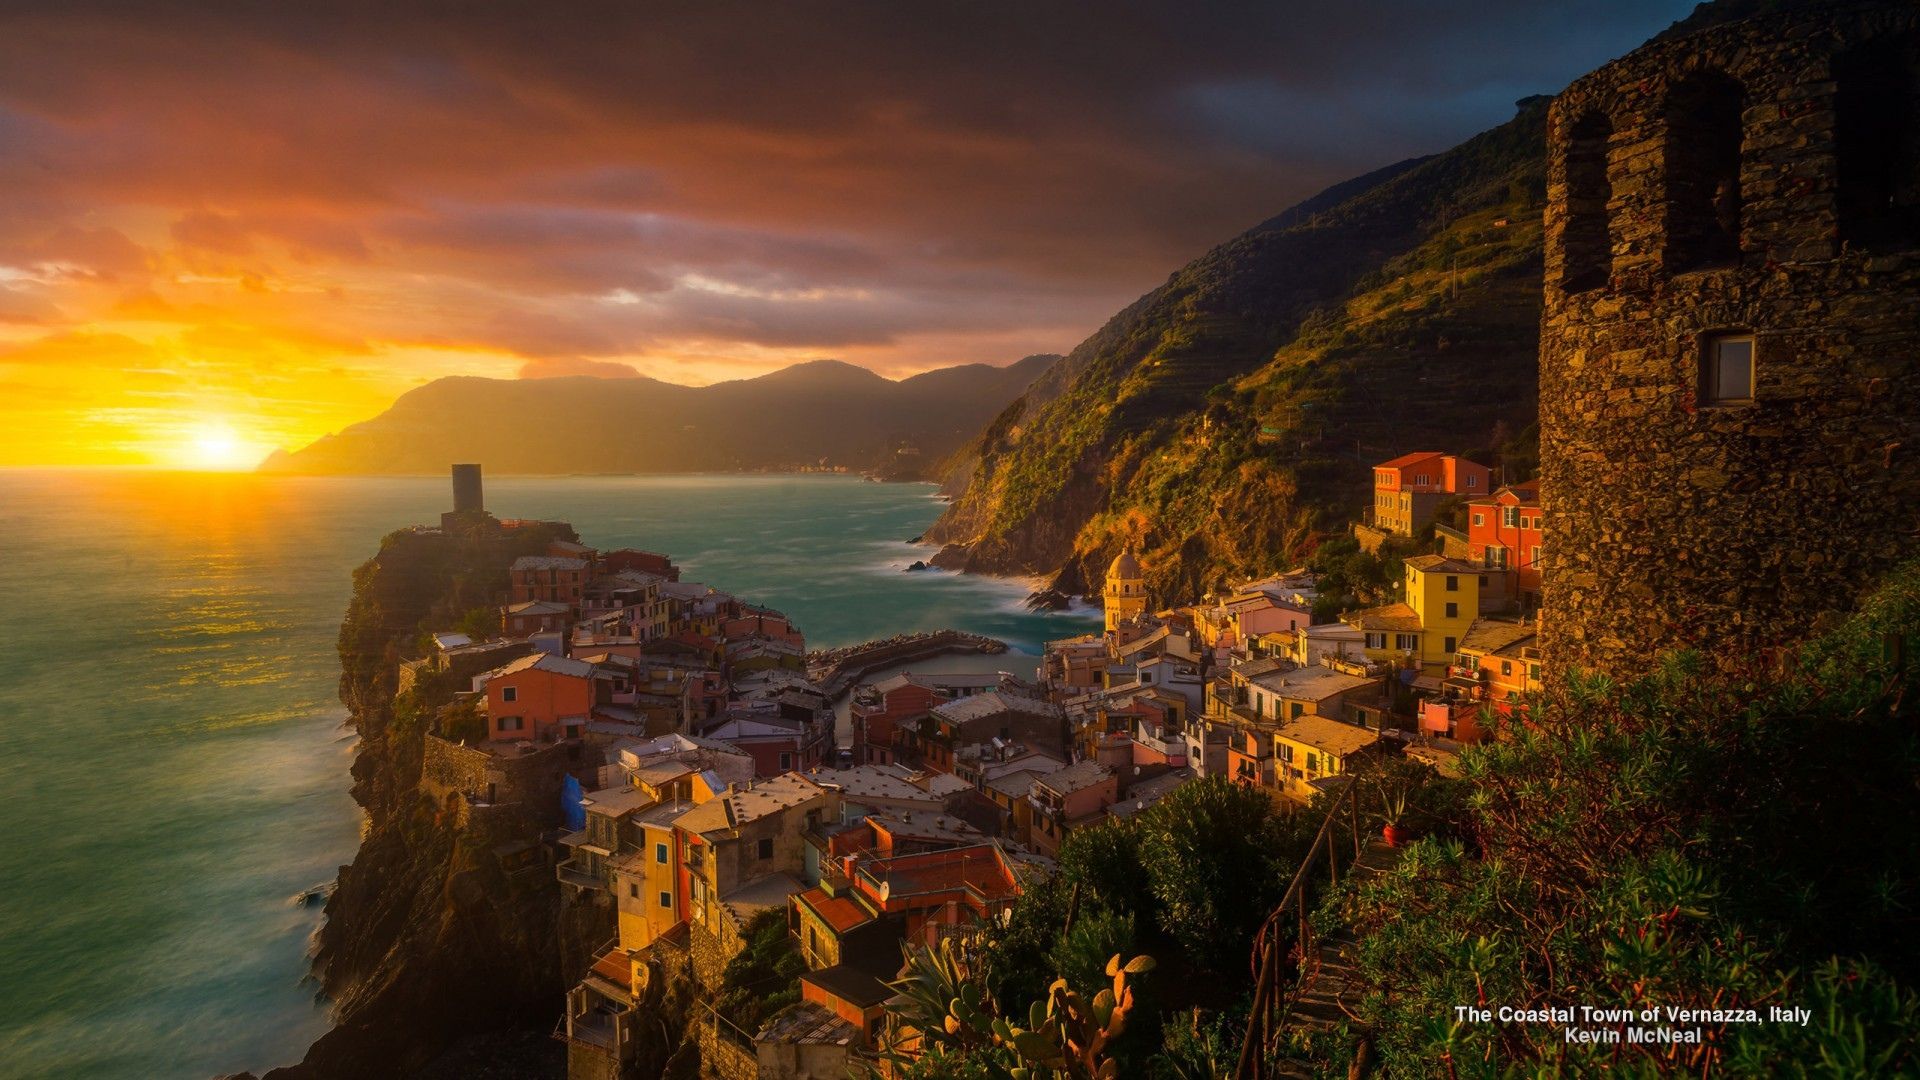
[1664,70,1745,272]
[1835,40,1920,251]
[1561,110,1614,292]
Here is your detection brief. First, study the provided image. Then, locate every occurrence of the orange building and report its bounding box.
[1448,617,1542,719]
[1467,481,1545,610]
[483,652,603,743]
[1370,452,1494,537]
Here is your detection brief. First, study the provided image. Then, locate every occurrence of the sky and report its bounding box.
[0,1,1697,467]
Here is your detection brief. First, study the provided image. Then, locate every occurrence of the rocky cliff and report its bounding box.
[925,102,1551,604]
[249,521,589,1079]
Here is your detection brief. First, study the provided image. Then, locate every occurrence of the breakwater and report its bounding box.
[809,629,1008,698]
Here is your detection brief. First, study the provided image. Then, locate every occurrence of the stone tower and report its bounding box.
[1103,547,1147,633]
[451,463,484,514]
[1539,0,1920,675]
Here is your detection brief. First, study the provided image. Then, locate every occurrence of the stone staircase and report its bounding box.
[1268,839,1403,1078]
[1236,766,1408,1080]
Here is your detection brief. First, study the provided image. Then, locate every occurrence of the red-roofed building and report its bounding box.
[1370,453,1493,537]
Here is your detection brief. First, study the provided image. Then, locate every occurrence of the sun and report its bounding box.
[185,422,253,470]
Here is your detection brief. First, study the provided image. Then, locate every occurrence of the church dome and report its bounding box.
[1107,547,1141,581]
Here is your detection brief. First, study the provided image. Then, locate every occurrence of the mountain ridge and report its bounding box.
[261,354,1058,477]
[924,98,1552,601]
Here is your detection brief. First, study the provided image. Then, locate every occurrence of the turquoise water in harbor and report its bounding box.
[0,471,1096,1080]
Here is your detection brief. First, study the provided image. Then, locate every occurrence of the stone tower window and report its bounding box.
[1562,111,1614,292]
[1665,71,1746,272]
[1835,41,1920,251]
[1700,333,1755,405]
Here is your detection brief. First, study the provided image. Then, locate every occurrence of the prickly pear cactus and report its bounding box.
[952,953,1156,1080]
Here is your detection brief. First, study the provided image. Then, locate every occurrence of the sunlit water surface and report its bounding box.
[0,471,1095,1079]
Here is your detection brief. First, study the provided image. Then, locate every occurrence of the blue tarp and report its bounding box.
[561,775,586,832]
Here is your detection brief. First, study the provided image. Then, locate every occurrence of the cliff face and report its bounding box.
[261,522,585,1079]
[926,104,1550,604]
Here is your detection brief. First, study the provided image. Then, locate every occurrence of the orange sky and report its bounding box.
[0,2,1691,467]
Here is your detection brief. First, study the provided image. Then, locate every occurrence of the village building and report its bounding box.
[788,840,1023,1054]
[802,763,972,821]
[1444,617,1542,723]
[1270,713,1380,805]
[692,702,833,777]
[1345,555,1485,675]
[500,599,571,638]
[510,554,591,606]
[478,652,627,744]
[1275,621,1369,668]
[902,691,1065,774]
[1367,452,1494,538]
[599,547,680,581]
[1026,760,1117,857]
[676,774,840,978]
[1467,480,1545,612]
[849,670,1028,765]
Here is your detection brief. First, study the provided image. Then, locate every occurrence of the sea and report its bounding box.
[0,470,1097,1080]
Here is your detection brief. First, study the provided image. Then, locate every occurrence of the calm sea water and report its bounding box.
[0,470,1096,1080]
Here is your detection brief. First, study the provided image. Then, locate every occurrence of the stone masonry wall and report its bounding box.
[420,734,589,828]
[1539,0,1920,675]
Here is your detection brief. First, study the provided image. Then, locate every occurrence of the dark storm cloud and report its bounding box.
[0,0,1698,373]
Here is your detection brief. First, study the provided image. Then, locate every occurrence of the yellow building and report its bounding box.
[1272,714,1380,804]
[1103,547,1147,633]
[1345,555,1482,675]
[612,801,695,956]
[598,757,743,958]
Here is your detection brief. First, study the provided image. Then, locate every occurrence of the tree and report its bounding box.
[453,605,497,642]
[1056,820,1154,922]
[1136,777,1293,977]
[982,872,1071,1012]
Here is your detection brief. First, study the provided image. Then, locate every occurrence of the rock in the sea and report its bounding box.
[1025,588,1072,611]
[903,560,929,572]
[908,534,924,543]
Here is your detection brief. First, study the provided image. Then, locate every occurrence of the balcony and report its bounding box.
[556,857,605,892]
[557,1006,628,1051]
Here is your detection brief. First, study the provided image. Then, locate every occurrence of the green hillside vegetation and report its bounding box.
[927,101,1548,604]
[1287,558,1920,1076]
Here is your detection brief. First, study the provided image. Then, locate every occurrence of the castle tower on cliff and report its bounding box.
[1538,0,1920,675]
[451,463,484,515]
[1104,547,1147,633]
[441,463,489,531]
